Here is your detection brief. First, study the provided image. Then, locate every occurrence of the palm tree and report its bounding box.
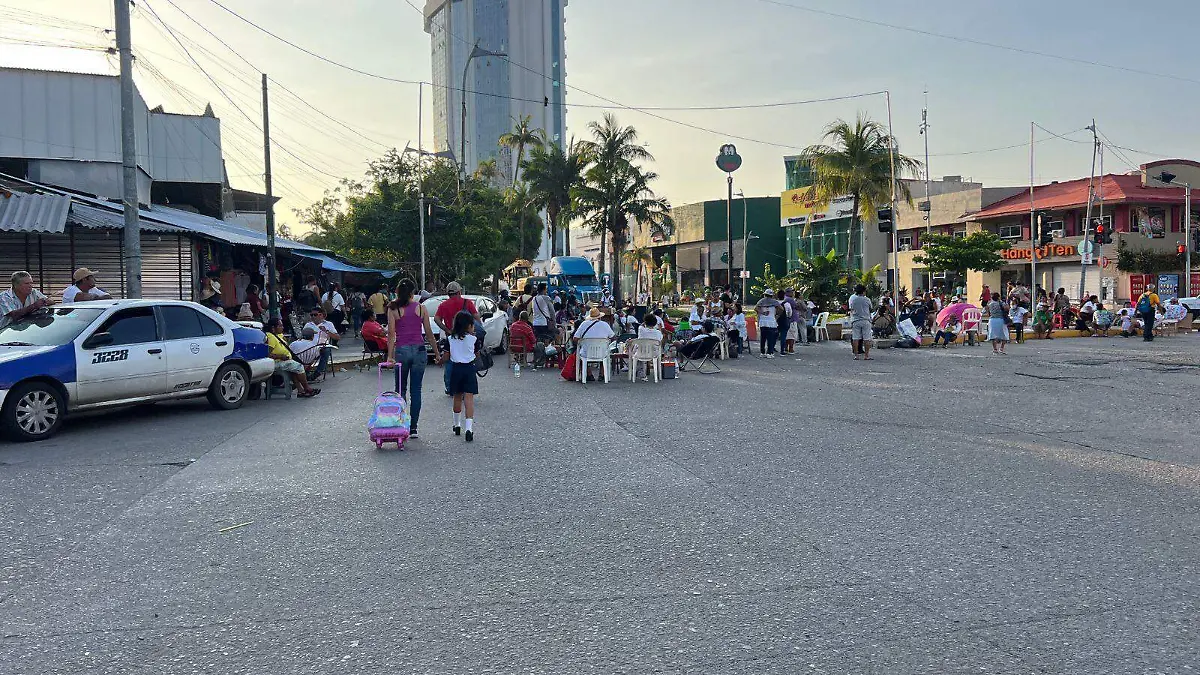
[799,114,921,267]
[504,182,542,260]
[576,113,656,281]
[792,249,845,311]
[498,115,545,187]
[575,160,673,304]
[623,245,653,300]
[522,139,587,257]
[474,158,501,183]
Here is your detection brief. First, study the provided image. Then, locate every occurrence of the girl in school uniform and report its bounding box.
[447,310,480,442]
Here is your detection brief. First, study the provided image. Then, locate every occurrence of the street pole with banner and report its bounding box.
[716,144,742,288]
[1029,123,1037,297]
[1079,121,1099,303]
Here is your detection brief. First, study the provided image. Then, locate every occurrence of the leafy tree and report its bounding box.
[499,115,544,187]
[914,232,1010,279]
[799,114,922,266]
[522,139,588,257]
[503,182,543,261]
[792,250,846,310]
[845,264,884,300]
[474,158,500,183]
[749,262,796,299]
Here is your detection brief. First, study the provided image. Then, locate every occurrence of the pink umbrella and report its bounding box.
[936,302,978,328]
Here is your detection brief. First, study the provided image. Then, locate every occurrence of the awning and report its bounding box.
[0,192,71,233]
[294,252,398,277]
[142,204,323,251]
[69,203,185,233]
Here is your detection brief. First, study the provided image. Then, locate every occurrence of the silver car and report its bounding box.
[421,295,510,358]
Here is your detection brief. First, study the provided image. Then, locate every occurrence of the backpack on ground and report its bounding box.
[368,362,410,450]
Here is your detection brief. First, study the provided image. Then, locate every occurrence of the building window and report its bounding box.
[953,230,966,239]
[1084,214,1111,232]
[998,225,1021,240]
[898,234,912,250]
[1045,220,1064,237]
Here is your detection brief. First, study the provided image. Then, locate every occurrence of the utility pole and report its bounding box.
[1029,123,1037,297]
[726,174,733,287]
[885,91,900,314]
[418,82,426,291]
[114,0,142,298]
[262,73,278,319]
[920,93,933,293]
[1079,120,1099,303]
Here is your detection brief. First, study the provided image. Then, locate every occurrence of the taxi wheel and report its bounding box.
[2,381,65,442]
[207,363,249,411]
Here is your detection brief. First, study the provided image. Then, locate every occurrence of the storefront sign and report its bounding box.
[1158,274,1180,298]
[1000,244,1078,260]
[780,188,855,228]
[1130,273,1149,299]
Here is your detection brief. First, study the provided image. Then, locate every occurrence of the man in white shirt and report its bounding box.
[289,327,330,376]
[321,283,346,333]
[62,268,112,303]
[530,283,556,341]
[303,308,341,345]
[573,308,615,341]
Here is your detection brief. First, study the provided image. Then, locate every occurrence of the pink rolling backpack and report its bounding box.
[368,362,410,450]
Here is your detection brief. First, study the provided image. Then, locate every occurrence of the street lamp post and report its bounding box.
[735,190,751,301]
[460,42,507,175]
[1153,171,1192,298]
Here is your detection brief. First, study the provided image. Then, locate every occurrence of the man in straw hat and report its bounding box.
[62,268,112,303]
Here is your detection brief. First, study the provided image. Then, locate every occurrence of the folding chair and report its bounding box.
[358,339,386,371]
[677,335,721,374]
[813,312,831,342]
[508,332,534,370]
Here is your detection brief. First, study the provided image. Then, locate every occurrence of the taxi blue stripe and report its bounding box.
[0,344,76,390]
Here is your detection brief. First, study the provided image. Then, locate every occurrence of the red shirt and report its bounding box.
[361,320,387,350]
[435,295,477,329]
[510,320,536,351]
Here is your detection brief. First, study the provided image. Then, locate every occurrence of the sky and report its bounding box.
[5,0,1200,236]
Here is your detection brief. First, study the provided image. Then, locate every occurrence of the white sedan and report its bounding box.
[421,294,510,357]
[0,299,275,442]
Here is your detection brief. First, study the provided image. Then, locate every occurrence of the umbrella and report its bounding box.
[936,302,978,328]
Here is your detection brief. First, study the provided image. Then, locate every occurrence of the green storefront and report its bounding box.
[627,197,784,299]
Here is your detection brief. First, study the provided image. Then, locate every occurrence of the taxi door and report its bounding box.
[156,305,229,393]
[74,306,167,404]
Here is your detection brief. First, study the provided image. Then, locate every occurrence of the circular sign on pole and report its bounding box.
[1100,256,1111,269]
[716,144,742,173]
[1078,238,1094,254]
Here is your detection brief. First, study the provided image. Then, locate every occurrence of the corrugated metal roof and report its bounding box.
[294,252,398,277]
[69,202,183,233]
[144,205,321,251]
[0,192,71,233]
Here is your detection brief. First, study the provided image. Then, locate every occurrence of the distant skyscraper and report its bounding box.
[423,0,567,186]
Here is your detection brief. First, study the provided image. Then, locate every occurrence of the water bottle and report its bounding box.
[513,361,521,378]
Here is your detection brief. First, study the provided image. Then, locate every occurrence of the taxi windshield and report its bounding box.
[0,307,105,346]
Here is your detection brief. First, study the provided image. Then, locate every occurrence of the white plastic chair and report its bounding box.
[961,308,983,345]
[625,338,662,382]
[576,337,612,383]
[813,312,830,342]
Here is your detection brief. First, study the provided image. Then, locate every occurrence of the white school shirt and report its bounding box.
[637,326,663,341]
[61,284,108,303]
[448,334,478,363]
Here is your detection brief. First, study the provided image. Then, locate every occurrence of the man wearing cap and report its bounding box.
[434,281,482,395]
[62,268,112,303]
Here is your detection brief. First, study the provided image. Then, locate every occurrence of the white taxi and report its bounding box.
[0,300,275,442]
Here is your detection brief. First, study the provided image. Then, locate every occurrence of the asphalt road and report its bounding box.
[2,336,1197,674]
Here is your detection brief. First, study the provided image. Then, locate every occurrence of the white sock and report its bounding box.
[453,411,461,427]
[465,418,473,432]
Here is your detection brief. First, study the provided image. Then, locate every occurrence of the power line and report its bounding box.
[746,0,1200,87]
[930,128,1089,157]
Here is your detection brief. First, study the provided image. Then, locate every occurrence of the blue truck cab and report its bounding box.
[545,257,602,304]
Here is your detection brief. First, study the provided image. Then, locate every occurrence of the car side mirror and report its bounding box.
[83,332,114,349]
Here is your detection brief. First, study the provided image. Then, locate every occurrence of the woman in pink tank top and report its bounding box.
[387,280,441,439]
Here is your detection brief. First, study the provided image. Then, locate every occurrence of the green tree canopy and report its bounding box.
[913,232,1011,277]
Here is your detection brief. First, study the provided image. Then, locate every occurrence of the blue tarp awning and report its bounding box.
[295,252,398,277]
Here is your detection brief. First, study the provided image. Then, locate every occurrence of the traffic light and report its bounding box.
[1178,243,1187,256]
[1093,222,1109,246]
[876,206,893,232]
[1035,211,1052,246]
[429,202,449,226]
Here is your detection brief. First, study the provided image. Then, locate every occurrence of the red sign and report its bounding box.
[1001,244,1077,260]
[1191,272,1200,296]
[1129,273,1150,299]
[1099,256,1111,269]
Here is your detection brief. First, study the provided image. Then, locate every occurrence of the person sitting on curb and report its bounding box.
[265,318,320,398]
[933,315,961,347]
[1032,302,1054,339]
[1091,303,1115,337]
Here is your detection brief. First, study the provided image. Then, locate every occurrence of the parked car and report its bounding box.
[421,294,510,360]
[0,300,274,442]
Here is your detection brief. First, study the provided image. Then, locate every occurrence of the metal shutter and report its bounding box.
[141,234,192,300]
[37,232,74,300]
[1051,265,1100,301]
[72,228,126,298]
[0,232,34,277]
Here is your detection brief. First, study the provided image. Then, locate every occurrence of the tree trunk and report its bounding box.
[598,211,608,282]
[611,232,625,305]
[549,204,562,258]
[848,193,861,269]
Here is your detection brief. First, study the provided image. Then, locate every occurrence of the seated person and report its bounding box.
[621,307,640,334]
[1091,304,1115,336]
[653,308,676,335]
[1163,298,1187,322]
[510,311,538,353]
[637,313,664,342]
[674,320,718,360]
[304,308,340,345]
[572,307,615,343]
[689,300,706,325]
[265,318,320,397]
[933,315,961,347]
[1032,302,1054,339]
[1076,295,1098,333]
[360,310,387,352]
[289,326,329,375]
[872,301,897,338]
[1118,308,1141,337]
[725,304,747,355]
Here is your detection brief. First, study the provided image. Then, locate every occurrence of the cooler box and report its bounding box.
[661,359,678,379]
